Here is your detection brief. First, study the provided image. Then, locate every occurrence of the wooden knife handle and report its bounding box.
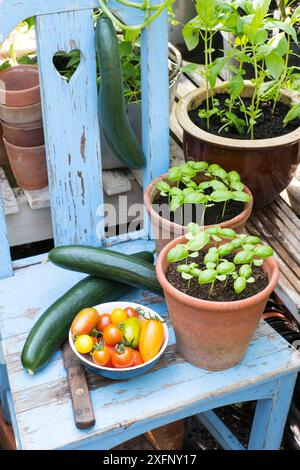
[62,342,96,430]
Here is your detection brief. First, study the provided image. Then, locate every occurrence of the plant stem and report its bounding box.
[204,29,210,130]
[222,200,227,219]
[277,0,287,20]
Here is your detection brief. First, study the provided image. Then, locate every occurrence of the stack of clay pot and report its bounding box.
[0,65,48,190]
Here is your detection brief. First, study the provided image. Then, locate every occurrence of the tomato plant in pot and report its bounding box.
[156,223,279,370]
[176,0,300,209]
[144,160,253,253]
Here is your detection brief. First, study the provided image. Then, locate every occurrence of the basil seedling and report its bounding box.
[167,224,273,296]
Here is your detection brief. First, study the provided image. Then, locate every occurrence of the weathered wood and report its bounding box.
[141,3,170,191]
[35,10,104,246]
[196,410,245,450]
[0,167,18,215]
[0,187,13,279]
[23,186,50,210]
[62,342,95,430]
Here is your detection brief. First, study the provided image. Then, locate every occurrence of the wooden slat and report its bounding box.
[35,10,104,246]
[141,5,170,191]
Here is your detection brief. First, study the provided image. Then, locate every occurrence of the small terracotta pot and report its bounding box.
[0,101,42,125]
[0,65,40,107]
[144,173,253,254]
[156,236,279,370]
[3,137,48,190]
[1,120,44,147]
[176,82,300,209]
[0,123,9,165]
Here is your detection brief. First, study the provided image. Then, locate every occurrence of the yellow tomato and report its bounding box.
[110,307,128,326]
[75,334,94,354]
[139,319,164,363]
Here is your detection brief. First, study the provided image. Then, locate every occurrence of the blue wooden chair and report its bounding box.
[1,0,300,450]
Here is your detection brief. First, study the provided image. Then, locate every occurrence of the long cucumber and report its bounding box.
[48,245,163,295]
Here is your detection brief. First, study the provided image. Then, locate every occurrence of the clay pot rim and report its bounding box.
[1,120,43,132]
[144,172,253,232]
[0,100,41,112]
[3,135,45,151]
[0,65,40,97]
[156,235,279,311]
[176,81,300,149]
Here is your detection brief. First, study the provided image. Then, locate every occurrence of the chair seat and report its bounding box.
[1,240,300,450]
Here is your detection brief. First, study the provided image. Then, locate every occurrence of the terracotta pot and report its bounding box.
[176,82,300,209]
[144,173,253,254]
[156,235,279,370]
[0,123,9,165]
[0,65,40,107]
[0,101,42,125]
[1,120,44,147]
[3,137,48,190]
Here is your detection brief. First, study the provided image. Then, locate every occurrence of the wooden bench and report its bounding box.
[1,0,300,451]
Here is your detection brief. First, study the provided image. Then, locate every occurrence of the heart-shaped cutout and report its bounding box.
[53,49,81,82]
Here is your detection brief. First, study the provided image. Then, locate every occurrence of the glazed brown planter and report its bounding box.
[176,82,300,209]
[156,235,279,370]
[1,120,44,147]
[0,123,9,165]
[0,65,40,107]
[144,173,253,254]
[3,137,48,190]
[0,101,42,125]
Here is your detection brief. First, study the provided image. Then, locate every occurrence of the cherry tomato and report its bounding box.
[96,313,111,332]
[132,350,143,366]
[110,308,128,326]
[112,344,134,368]
[125,307,139,318]
[121,317,141,349]
[71,308,99,336]
[75,334,94,354]
[139,318,164,363]
[91,336,100,345]
[92,342,112,367]
[103,324,123,346]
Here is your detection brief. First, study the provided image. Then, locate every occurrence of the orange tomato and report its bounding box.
[102,324,123,346]
[111,344,134,368]
[139,318,164,363]
[96,313,111,332]
[132,350,143,366]
[110,308,128,326]
[92,343,112,367]
[71,308,99,336]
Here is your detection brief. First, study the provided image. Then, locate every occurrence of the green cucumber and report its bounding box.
[48,245,163,295]
[21,251,154,374]
[95,16,146,169]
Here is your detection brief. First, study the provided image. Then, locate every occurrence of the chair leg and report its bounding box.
[0,364,11,424]
[248,373,297,450]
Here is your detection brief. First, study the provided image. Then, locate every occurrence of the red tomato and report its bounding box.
[96,313,111,332]
[71,308,99,336]
[91,336,100,345]
[132,350,143,366]
[125,307,139,318]
[103,324,123,346]
[112,344,134,369]
[92,343,112,367]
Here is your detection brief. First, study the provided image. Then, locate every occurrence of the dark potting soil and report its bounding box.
[189,94,300,140]
[153,191,244,226]
[166,253,268,302]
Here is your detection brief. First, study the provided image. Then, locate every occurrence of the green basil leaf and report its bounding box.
[234,250,254,264]
[239,264,252,279]
[234,276,247,294]
[217,261,235,275]
[156,181,170,192]
[210,190,232,202]
[198,269,217,285]
[231,191,251,203]
[167,244,189,263]
[254,245,273,258]
[218,243,234,257]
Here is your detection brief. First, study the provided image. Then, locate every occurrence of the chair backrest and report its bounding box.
[0,0,170,279]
